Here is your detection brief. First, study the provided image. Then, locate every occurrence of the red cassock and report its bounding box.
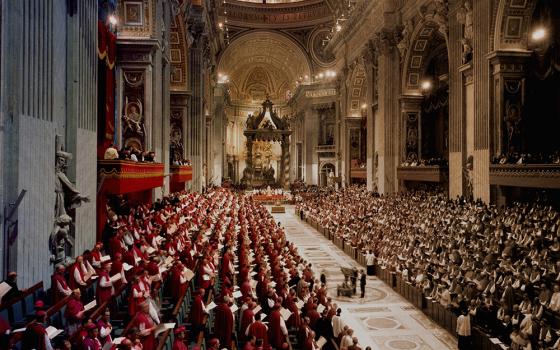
[307,309,321,329]
[302,337,314,350]
[64,298,84,323]
[109,236,123,257]
[170,266,187,301]
[214,303,234,349]
[22,322,47,350]
[83,336,102,350]
[239,308,254,339]
[189,295,206,328]
[128,283,145,316]
[247,321,269,348]
[51,272,70,303]
[285,298,301,329]
[267,310,286,350]
[96,271,113,304]
[68,263,85,290]
[135,312,156,350]
[173,339,189,350]
[241,280,253,299]
[110,260,124,289]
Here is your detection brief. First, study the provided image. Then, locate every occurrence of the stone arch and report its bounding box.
[169,13,188,91]
[319,161,336,187]
[217,30,313,103]
[494,0,540,51]
[402,18,449,94]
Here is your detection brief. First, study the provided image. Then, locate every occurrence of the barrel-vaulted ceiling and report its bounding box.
[217,31,312,104]
[221,0,356,29]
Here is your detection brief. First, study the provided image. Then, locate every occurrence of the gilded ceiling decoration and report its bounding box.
[218,31,312,104]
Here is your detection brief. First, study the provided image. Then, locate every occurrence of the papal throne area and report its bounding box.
[1,0,560,350]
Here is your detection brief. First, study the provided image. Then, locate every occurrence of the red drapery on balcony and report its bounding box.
[97,21,117,157]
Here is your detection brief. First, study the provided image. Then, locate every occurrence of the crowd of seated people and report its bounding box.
[103,144,157,163]
[297,186,560,350]
[492,151,560,165]
[1,188,363,350]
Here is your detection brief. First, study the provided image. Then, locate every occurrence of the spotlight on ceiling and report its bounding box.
[336,23,342,32]
[531,27,547,42]
[361,103,368,109]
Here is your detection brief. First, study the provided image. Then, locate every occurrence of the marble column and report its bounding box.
[304,108,319,185]
[471,0,493,202]
[374,31,401,194]
[186,22,205,191]
[448,0,469,199]
[362,43,377,192]
[281,137,290,188]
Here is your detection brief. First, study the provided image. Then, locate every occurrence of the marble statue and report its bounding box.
[397,20,414,60]
[53,137,89,265]
[457,1,473,63]
[123,101,146,136]
[49,215,73,265]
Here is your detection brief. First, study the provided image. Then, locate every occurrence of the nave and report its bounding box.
[273,207,457,350]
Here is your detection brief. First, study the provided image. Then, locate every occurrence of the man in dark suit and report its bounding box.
[359,270,366,298]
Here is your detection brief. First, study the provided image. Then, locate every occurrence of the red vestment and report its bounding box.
[135,312,156,350]
[96,271,113,304]
[189,295,206,328]
[214,303,234,349]
[247,321,269,348]
[267,310,286,350]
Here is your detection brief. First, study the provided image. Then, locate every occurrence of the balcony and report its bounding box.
[490,164,560,189]
[397,166,448,183]
[316,144,335,153]
[98,160,165,194]
[350,168,367,179]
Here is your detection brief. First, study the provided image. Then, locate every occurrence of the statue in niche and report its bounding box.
[463,155,474,201]
[504,100,522,150]
[170,126,185,165]
[52,136,89,265]
[433,0,449,36]
[397,20,414,60]
[457,1,473,63]
[122,100,146,136]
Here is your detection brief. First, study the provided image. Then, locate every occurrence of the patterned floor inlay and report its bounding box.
[361,316,405,330]
[347,306,392,313]
[372,336,433,350]
[271,206,457,350]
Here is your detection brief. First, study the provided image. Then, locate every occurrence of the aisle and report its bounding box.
[271,206,457,350]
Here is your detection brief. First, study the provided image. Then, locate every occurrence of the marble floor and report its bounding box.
[271,206,457,350]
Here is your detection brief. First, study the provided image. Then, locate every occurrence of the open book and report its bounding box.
[279,307,292,321]
[206,301,217,311]
[316,336,327,349]
[84,300,97,312]
[110,273,122,283]
[0,282,12,303]
[183,268,195,281]
[154,323,176,337]
[45,326,63,339]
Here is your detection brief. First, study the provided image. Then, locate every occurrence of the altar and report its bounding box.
[241,98,292,188]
